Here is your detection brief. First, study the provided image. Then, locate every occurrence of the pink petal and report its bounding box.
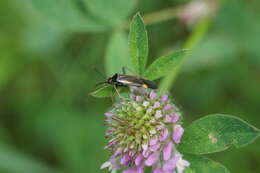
[136,165,144,173]
[163,157,178,171]
[104,118,112,123]
[105,112,113,117]
[159,128,169,141]
[160,95,168,102]
[171,113,180,123]
[110,156,121,169]
[114,147,122,156]
[164,115,172,123]
[153,101,161,108]
[149,90,157,99]
[145,153,160,166]
[142,149,151,158]
[172,125,184,143]
[149,137,158,146]
[120,154,131,165]
[155,110,162,119]
[174,153,182,160]
[135,154,144,166]
[150,143,160,152]
[164,113,180,123]
[129,151,135,157]
[163,104,172,111]
[163,142,173,160]
[152,168,164,173]
[123,167,136,173]
[156,124,164,130]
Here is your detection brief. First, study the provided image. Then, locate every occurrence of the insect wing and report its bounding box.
[142,79,157,89]
[117,75,143,87]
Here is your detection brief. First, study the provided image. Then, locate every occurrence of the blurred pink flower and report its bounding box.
[177,0,218,27]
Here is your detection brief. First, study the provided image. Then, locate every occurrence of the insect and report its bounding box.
[106,73,157,89]
[95,67,157,94]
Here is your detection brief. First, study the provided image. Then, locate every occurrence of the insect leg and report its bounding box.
[122,67,126,74]
[113,85,122,98]
[92,67,107,79]
[95,82,106,87]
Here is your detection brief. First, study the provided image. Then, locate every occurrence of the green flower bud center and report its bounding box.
[113,101,158,151]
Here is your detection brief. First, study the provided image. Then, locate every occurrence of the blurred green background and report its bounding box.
[0,0,259,172]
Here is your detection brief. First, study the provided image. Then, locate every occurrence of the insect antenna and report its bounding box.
[95,81,107,87]
[92,67,107,79]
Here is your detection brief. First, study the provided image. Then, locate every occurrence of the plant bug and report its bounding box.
[106,73,157,89]
[96,67,157,90]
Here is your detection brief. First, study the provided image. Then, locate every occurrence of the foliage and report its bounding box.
[179,114,259,154]
[0,0,260,172]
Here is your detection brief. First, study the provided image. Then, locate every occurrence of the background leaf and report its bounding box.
[0,144,60,173]
[129,13,149,75]
[179,114,260,154]
[184,154,230,173]
[29,0,106,32]
[105,31,131,76]
[0,52,21,89]
[144,50,187,80]
[83,0,136,26]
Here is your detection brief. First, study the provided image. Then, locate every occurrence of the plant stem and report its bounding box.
[142,7,178,26]
[118,7,178,30]
[159,18,211,93]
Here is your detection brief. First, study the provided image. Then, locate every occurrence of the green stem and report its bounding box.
[119,7,178,30]
[159,18,211,93]
[142,7,178,26]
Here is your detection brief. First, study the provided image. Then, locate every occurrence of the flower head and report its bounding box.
[101,87,189,173]
[177,0,218,28]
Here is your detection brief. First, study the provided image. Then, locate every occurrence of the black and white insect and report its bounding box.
[106,73,157,89]
[95,67,157,96]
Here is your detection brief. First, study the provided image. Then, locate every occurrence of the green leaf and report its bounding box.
[184,154,230,173]
[105,31,131,76]
[89,85,129,98]
[179,114,260,154]
[0,53,20,89]
[29,0,106,32]
[83,0,136,26]
[89,85,114,98]
[129,13,149,75]
[144,49,187,80]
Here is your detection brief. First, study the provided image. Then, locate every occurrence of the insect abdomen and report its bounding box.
[143,79,157,89]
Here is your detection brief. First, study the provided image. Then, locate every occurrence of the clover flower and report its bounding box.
[177,0,218,27]
[101,87,190,173]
